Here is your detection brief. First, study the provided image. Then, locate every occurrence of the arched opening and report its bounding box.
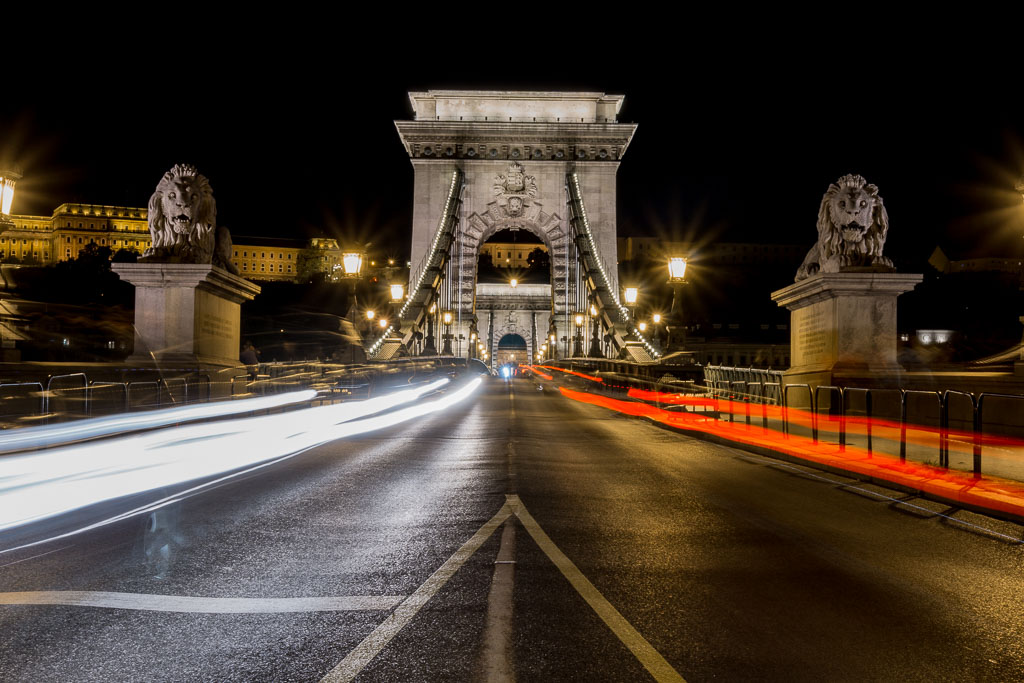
[497,333,528,368]
[478,228,550,284]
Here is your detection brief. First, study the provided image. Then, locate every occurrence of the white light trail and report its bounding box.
[0,378,475,536]
[0,390,319,453]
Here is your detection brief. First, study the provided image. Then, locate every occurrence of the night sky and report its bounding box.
[4,47,1023,268]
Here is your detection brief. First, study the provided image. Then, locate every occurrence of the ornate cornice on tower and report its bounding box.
[395,91,637,162]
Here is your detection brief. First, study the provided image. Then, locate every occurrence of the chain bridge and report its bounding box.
[369,91,659,366]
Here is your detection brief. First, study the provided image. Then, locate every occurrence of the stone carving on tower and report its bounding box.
[795,174,895,281]
[141,164,239,275]
[493,162,538,218]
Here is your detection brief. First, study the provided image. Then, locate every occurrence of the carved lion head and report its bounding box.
[817,174,888,262]
[148,164,215,248]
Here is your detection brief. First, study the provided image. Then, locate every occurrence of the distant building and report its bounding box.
[231,236,305,281]
[479,241,547,269]
[1,203,343,282]
[4,203,150,263]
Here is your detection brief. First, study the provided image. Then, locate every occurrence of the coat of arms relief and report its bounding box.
[493,162,538,219]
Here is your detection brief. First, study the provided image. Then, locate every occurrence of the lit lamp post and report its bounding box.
[573,313,585,357]
[588,303,603,358]
[0,168,20,228]
[666,256,689,352]
[422,302,438,356]
[341,248,364,324]
[442,310,454,356]
[623,286,640,340]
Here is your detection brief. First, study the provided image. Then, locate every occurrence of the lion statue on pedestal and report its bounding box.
[795,174,894,281]
[141,164,238,274]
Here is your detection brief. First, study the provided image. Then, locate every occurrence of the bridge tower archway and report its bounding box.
[393,90,639,365]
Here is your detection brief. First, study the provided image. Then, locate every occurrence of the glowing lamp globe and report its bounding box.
[574,314,584,327]
[623,287,639,305]
[652,313,662,324]
[389,284,405,302]
[443,311,453,325]
[0,168,20,216]
[341,252,363,277]
[366,310,376,321]
[668,257,688,283]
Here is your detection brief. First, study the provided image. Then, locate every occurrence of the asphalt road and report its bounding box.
[1,376,1023,681]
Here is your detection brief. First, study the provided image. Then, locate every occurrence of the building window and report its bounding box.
[242,263,247,271]
[278,264,283,272]
[288,254,292,259]
[260,264,265,271]
[66,237,71,243]
[234,251,238,257]
[287,265,292,272]
[243,251,247,257]
[261,252,265,258]
[78,223,83,228]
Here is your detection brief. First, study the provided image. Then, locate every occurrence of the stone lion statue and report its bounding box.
[795,174,894,281]
[141,164,238,274]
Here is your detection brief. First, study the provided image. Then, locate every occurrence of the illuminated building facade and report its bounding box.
[1,204,343,282]
[4,204,150,263]
[479,241,547,269]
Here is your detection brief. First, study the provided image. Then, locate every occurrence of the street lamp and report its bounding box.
[389,283,405,302]
[588,303,603,358]
[341,251,363,277]
[666,256,689,353]
[510,277,518,288]
[573,313,585,357]
[366,310,375,321]
[341,247,365,327]
[442,310,453,355]
[0,167,21,225]
[422,301,438,356]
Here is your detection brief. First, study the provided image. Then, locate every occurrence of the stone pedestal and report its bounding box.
[113,263,261,367]
[771,272,922,389]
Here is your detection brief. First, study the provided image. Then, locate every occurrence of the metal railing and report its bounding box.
[0,357,474,430]
[694,366,1024,481]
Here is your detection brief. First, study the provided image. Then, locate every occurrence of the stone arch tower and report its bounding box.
[395,91,636,356]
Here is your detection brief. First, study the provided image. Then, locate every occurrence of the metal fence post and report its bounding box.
[974,394,984,478]
[899,389,907,462]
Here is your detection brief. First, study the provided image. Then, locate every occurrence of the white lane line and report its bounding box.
[478,519,516,682]
[507,494,686,683]
[0,591,404,613]
[320,502,514,683]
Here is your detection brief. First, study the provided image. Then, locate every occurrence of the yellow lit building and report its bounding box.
[232,237,305,281]
[1,203,344,283]
[479,241,547,268]
[3,203,150,263]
